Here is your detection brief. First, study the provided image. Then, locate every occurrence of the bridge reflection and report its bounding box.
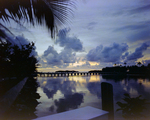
[37,72,100,77]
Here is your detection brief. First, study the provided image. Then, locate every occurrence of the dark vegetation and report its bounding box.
[0,78,23,96]
[0,41,37,78]
[116,93,149,119]
[88,70,102,73]
[102,63,150,76]
[1,77,40,120]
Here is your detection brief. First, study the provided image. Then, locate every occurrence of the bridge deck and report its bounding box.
[37,72,100,77]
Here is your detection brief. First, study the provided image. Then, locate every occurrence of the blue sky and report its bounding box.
[4,0,150,72]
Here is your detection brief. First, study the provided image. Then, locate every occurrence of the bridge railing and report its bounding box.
[36,72,101,77]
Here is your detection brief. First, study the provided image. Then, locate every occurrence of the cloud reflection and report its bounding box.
[54,93,84,113]
[87,82,101,99]
[39,78,77,99]
[37,75,150,118]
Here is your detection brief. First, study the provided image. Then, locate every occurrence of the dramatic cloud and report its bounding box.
[86,42,149,66]
[59,48,76,63]
[43,46,62,66]
[121,52,129,60]
[42,46,76,68]
[56,28,83,52]
[43,46,58,58]
[86,43,128,63]
[127,43,149,61]
[39,28,85,68]
[10,0,149,72]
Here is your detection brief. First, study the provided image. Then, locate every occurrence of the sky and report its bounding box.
[3,0,150,72]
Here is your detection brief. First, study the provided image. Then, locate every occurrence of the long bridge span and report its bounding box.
[36,72,101,77]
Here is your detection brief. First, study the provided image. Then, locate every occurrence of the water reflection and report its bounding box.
[128,80,150,98]
[102,74,126,82]
[87,82,101,98]
[54,93,83,113]
[36,75,150,119]
[39,77,77,99]
[101,74,150,100]
[43,87,57,99]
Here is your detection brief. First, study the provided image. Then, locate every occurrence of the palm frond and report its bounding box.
[0,0,75,38]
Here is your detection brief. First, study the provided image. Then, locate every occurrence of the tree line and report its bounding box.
[102,63,150,75]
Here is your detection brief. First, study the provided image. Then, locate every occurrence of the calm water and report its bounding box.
[35,75,150,119]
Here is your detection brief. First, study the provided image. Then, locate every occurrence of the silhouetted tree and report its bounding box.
[116,93,148,119]
[0,0,74,38]
[2,77,40,120]
[124,62,127,67]
[114,63,117,67]
[0,0,75,78]
[137,62,142,67]
[0,40,37,78]
[148,64,150,72]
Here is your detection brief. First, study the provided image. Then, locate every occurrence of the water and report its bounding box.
[35,75,150,119]
[1,75,150,119]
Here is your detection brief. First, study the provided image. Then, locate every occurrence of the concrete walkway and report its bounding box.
[0,77,28,115]
[34,106,109,120]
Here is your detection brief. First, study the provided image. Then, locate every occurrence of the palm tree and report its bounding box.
[116,93,148,119]
[137,62,142,67]
[124,62,127,67]
[0,0,74,77]
[0,0,74,39]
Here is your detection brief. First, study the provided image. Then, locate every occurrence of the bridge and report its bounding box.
[36,72,101,77]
